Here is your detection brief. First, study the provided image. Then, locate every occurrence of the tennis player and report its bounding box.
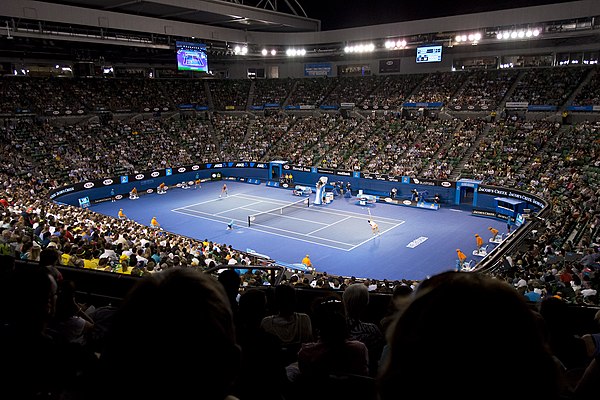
[220,183,228,198]
[227,220,234,230]
[368,219,379,235]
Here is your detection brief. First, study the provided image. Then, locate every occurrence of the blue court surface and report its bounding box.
[90,181,507,281]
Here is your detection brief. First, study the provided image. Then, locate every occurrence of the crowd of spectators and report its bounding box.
[1,70,600,399]
[251,78,295,107]
[508,67,589,106]
[450,69,518,110]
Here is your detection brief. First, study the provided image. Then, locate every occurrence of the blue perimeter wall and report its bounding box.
[48,163,546,216]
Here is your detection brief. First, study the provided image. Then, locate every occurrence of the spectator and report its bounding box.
[342,283,385,376]
[261,284,313,364]
[91,268,241,400]
[378,271,568,399]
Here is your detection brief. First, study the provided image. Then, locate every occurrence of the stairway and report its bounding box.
[204,81,214,110]
[559,67,596,112]
[450,123,492,179]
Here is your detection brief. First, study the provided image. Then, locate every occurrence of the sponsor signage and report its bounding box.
[49,186,75,200]
[478,185,545,208]
[472,209,496,217]
[379,59,401,73]
[288,165,311,172]
[505,102,529,109]
[304,63,333,77]
[316,168,335,174]
[335,170,352,177]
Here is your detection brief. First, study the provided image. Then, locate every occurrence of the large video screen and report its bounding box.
[416,45,443,63]
[176,41,209,72]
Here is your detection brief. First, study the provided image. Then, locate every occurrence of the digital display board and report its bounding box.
[176,41,209,72]
[416,45,443,63]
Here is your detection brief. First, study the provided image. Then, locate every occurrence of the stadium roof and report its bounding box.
[0,0,599,63]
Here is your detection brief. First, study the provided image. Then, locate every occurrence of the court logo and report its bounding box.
[178,167,186,173]
[135,174,145,180]
[103,179,113,185]
[151,172,160,178]
[83,182,94,189]
[115,195,123,200]
[441,181,451,187]
[403,200,412,205]
[406,236,428,248]
[413,178,420,184]
[146,189,153,193]
[192,165,200,170]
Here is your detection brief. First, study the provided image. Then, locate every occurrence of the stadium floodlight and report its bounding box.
[518,31,525,38]
[533,29,540,36]
[496,33,503,39]
[474,33,481,41]
[345,43,375,53]
[271,49,276,56]
[510,31,518,39]
[385,39,406,49]
[526,30,533,37]
[455,35,461,42]
[502,32,510,39]
[286,48,305,56]
[261,49,268,56]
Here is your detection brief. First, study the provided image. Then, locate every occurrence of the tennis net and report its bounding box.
[247,198,310,227]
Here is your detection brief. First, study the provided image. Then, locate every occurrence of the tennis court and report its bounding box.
[91,181,507,280]
[172,193,405,251]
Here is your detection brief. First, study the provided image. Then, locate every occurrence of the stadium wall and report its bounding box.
[48,162,547,217]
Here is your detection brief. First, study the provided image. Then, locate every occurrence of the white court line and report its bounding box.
[237,192,404,224]
[172,207,247,224]
[172,206,354,246]
[347,221,406,251]
[242,207,329,226]
[307,216,352,235]
[215,200,264,215]
[171,208,355,251]
[172,193,246,211]
[173,193,404,251]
